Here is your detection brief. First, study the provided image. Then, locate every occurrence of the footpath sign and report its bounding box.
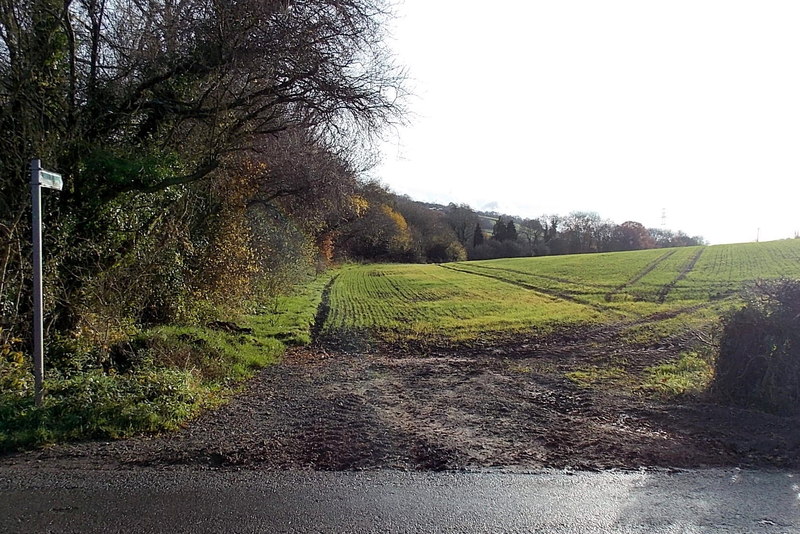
[30,159,63,406]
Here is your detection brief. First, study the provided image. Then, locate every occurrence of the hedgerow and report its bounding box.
[713,279,800,415]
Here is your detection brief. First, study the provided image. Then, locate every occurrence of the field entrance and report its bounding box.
[11,241,800,470]
[44,325,797,471]
[273,240,800,470]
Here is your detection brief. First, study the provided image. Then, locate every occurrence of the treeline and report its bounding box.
[335,184,468,263]
[0,0,404,355]
[471,211,706,259]
[336,192,705,263]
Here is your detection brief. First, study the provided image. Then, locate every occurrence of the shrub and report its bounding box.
[0,330,31,396]
[425,241,467,263]
[469,239,527,260]
[712,279,800,415]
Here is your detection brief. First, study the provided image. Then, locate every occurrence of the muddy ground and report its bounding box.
[3,330,799,472]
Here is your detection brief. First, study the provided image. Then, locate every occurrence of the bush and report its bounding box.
[0,330,31,396]
[469,239,527,260]
[424,241,467,263]
[712,279,800,415]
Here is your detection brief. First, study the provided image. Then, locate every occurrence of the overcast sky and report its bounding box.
[374,1,800,245]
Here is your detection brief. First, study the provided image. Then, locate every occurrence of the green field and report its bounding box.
[321,239,800,345]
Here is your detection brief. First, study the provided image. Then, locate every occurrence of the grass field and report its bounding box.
[321,239,800,346]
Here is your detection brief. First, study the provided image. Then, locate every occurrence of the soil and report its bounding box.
[3,329,799,472]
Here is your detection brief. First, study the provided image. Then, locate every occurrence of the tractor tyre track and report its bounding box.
[605,250,676,302]
[657,248,706,303]
[462,264,609,291]
[311,274,339,341]
[440,264,621,316]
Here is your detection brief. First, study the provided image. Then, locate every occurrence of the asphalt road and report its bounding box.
[1,467,799,533]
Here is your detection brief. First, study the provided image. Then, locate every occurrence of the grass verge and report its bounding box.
[0,271,334,453]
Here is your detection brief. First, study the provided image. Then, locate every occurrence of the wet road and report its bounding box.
[2,467,799,533]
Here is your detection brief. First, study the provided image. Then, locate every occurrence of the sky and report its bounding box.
[374,1,800,245]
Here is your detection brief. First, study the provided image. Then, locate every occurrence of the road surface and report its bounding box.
[1,467,798,533]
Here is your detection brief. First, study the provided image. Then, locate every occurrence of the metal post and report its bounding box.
[31,159,44,407]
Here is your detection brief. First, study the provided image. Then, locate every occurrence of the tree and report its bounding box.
[505,220,518,242]
[648,228,676,248]
[469,239,526,260]
[336,184,423,262]
[472,223,485,248]
[444,204,479,246]
[2,0,405,201]
[542,215,561,248]
[647,228,706,248]
[492,218,508,241]
[239,128,362,243]
[395,196,465,263]
[562,212,605,254]
[612,221,655,251]
[517,218,544,255]
[614,221,655,250]
[338,201,415,261]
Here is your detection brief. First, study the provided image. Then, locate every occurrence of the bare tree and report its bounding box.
[444,203,479,247]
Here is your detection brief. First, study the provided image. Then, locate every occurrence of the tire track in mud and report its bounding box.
[604,250,676,302]
[656,247,706,303]
[581,303,709,344]
[440,264,623,316]
[441,261,725,353]
[462,264,609,291]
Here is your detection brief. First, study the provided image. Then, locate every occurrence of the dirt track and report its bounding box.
[4,333,799,472]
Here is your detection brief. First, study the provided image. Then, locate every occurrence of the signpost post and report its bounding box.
[30,159,63,407]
